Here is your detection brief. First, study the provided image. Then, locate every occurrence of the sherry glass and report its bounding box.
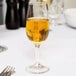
[25,2,50,74]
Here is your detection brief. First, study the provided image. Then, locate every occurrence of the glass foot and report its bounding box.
[0,46,7,53]
[26,63,49,74]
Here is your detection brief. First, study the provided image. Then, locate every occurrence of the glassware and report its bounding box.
[55,0,64,25]
[48,0,64,28]
[36,0,53,6]
[25,2,50,74]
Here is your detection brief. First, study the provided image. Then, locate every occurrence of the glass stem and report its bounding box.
[34,44,40,64]
[52,19,56,26]
[51,19,58,30]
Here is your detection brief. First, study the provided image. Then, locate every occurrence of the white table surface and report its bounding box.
[0,24,76,76]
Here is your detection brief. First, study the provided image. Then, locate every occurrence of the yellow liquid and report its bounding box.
[26,18,49,44]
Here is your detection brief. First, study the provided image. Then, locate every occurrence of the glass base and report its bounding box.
[26,63,49,74]
[0,46,7,53]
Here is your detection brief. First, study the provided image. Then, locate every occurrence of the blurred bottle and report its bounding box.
[18,0,29,27]
[0,0,4,25]
[5,0,19,29]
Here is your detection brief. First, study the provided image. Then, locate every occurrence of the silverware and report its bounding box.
[0,46,7,53]
[0,66,15,76]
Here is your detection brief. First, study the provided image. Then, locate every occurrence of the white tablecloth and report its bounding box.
[0,24,76,76]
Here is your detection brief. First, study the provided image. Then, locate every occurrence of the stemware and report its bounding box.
[48,0,64,28]
[25,2,50,74]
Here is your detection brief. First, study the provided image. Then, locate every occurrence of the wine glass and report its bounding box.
[48,0,64,28]
[25,2,50,74]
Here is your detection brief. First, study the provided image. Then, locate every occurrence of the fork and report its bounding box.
[0,66,15,76]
